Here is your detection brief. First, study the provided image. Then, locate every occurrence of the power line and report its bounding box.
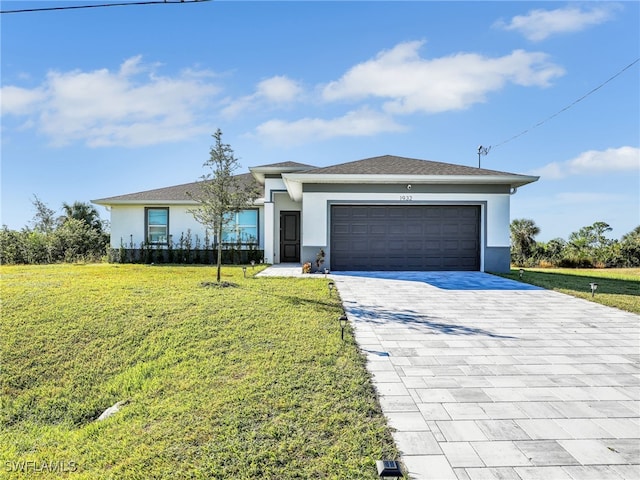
[1,0,210,14]
[488,57,640,152]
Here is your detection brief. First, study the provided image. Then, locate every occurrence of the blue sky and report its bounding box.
[2,1,639,241]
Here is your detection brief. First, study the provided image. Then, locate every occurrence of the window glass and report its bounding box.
[237,210,257,225]
[221,209,258,245]
[147,208,168,243]
[148,209,168,225]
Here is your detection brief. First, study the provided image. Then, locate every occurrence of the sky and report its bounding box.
[1,0,639,242]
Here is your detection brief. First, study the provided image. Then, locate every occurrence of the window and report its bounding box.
[221,209,258,245]
[145,207,169,244]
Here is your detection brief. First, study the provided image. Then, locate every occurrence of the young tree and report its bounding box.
[30,195,56,233]
[188,129,260,282]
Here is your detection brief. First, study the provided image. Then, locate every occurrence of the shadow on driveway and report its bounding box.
[344,304,517,339]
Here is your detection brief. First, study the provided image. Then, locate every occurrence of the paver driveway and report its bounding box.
[330,271,640,480]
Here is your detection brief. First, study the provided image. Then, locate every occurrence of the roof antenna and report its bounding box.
[477,145,491,168]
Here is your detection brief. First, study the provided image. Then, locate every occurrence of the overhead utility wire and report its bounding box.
[487,57,640,152]
[1,0,210,14]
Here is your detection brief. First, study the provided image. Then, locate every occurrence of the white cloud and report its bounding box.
[222,75,303,117]
[1,56,220,147]
[531,162,564,180]
[257,76,302,103]
[322,41,564,114]
[532,146,640,179]
[495,4,620,42]
[569,146,640,172]
[254,107,405,146]
[1,85,47,115]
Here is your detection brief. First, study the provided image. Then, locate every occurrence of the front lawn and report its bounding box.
[498,267,640,314]
[1,264,397,479]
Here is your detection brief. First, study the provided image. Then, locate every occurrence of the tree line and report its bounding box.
[2,197,639,269]
[511,219,640,268]
[0,196,109,264]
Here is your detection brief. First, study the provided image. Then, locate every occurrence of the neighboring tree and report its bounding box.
[60,201,103,232]
[538,237,566,265]
[619,225,640,267]
[621,225,640,242]
[188,129,260,282]
[567,221,613,265]
[30,195,57,233]
[510,218,540,265]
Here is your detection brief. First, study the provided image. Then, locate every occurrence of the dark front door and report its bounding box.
[280,211,300,263]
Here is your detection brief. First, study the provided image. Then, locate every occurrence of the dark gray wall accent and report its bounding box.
[301,246,327,271]
[484,247,511,273]
[303,183,510,194]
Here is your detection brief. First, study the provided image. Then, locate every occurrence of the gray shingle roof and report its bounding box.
[93,173,262,204]
[94,155,537,205]
[306,155,525,177]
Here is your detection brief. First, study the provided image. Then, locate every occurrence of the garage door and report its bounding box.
[330,205,480,271]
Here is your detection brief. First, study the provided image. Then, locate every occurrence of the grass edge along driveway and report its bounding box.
[497,267,640,315]
[1,264,398,479]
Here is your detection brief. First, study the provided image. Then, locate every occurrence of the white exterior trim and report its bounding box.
[282,173,538,201]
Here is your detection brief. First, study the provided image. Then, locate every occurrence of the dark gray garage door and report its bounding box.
[330,205,480,271]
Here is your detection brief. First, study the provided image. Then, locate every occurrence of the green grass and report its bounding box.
[497,267,640,314]
[1,264,397,479]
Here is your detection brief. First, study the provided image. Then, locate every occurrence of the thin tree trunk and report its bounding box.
[216,219,223,283]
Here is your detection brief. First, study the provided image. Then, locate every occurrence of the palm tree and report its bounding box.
[621,225,640,243]
[510,218,540,262]
[60,201,103,232]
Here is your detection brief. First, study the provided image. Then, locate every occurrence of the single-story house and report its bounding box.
[92,154,538,272]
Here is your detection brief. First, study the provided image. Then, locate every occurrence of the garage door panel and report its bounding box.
[460,239,479,249]
[405,225,424,235]
[331,205,480,271]
[369,224,388,235]
[351,224,368,235]
[405,240,424,250]
[333,224,350,235]
[370,239,388,250]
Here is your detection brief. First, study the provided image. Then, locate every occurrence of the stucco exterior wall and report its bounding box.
[109,205,207,248]
[108,204,265,250]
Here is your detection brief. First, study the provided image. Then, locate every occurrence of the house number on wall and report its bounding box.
[400,195,413,201]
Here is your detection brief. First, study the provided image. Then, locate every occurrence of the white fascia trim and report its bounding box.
[249,165,312,184]
[281,173,540,201]
[93,198,264,207]
[91,200,201,206]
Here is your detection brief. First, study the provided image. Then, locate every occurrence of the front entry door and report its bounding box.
[280,211,300,263]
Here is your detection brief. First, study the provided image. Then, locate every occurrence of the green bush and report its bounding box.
[0,221,108,265]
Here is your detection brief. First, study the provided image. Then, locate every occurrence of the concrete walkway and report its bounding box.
[259,267,640,479]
